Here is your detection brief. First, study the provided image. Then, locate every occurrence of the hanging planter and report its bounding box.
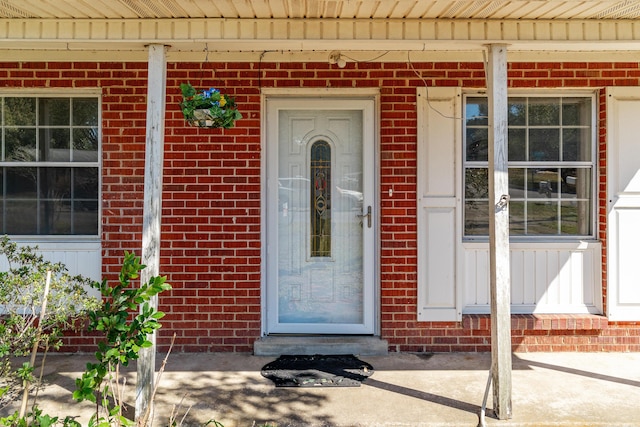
[179,82,242,129]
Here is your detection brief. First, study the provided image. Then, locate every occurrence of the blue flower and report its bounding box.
[202,88,220,99]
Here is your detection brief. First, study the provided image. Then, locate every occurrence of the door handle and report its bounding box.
[357,205,372,228]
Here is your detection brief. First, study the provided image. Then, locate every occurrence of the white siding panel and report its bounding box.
[546,250,560,305]
[463,242,602,314]
[511,250,524,305]
[534,251,548,305]
[520,251,534,304]
[464,247,483,305]
[0,241,101,295]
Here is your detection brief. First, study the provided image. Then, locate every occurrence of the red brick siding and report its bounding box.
[1,60,639,352]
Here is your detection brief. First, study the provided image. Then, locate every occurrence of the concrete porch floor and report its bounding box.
[2,351,639,427]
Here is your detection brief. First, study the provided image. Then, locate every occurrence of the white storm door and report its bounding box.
[265,98,376,334]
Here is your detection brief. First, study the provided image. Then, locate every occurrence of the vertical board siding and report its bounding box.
[0,241,102,283]
[463,243,602,313]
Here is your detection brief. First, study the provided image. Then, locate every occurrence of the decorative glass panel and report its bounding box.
[310,140,331,257]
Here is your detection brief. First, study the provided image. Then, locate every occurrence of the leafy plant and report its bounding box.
[179,82,242,129]
[0,236,100,425]
[0,236,100,369]
[73,251,171,427]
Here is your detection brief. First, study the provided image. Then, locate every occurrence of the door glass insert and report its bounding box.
[311,140,331,257]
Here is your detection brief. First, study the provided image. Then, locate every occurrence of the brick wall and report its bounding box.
[1,60,639,352]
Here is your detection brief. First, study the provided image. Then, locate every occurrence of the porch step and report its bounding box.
[253,336,389,356]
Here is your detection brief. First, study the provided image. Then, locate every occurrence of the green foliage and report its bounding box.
[0,236,100,377]
[179,82,242,129]
[0,405,82,427]
[0,244,272,427]
[73,251,171,417]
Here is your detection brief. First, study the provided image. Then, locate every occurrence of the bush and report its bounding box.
[0,236,100,378]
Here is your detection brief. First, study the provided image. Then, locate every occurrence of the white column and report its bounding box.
[486,43,512,420]
[136,43,167,424]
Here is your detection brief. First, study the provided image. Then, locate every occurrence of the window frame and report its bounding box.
[0,90,102,239]
[462,90,598,242]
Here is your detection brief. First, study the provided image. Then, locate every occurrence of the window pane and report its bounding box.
[532,169,559,199]
[74,167,99,199]
[466,97,488,126]
[465,201,489,235]
[466,128,488,161]
[41,200,71,235]
[40,168,71,235]
[508,168,526,199]
[39,98,70,126]
[6,200,37,234]
[41,167,71,199]
[72,128,99,162]
[72,98,99,126]
[561,200,591,235]
[561,167,591,200]
[509,201,525,235]
[562,97,591,126]
[562,128,591,162]
[6,168,36,198]
[74,201,98,235]
[527,201,558,235]
[4,98,35,126]
[508,128,526,161]
[39,128,70,161]
[529,128,560,161]
[508,98,526,126]
[529,98,560,126]
[465,168,488,199]
[5,128,36,161]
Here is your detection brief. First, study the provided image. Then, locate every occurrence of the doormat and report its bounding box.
[261,354,374,387]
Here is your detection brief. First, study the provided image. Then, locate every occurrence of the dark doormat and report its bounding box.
[261,354,374,387]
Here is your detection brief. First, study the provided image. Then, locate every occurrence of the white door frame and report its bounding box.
[260,88,380,335]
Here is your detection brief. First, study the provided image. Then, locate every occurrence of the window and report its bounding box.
[464,94,595,238]
[1,96,99,235]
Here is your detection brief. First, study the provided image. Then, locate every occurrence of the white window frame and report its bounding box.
[462,90,598,242]
[0,89,102,240]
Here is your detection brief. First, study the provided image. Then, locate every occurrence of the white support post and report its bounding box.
[136,43,167,424]
[486,43,512,420]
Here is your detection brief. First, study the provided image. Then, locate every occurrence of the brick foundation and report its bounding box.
[386,315,640,352]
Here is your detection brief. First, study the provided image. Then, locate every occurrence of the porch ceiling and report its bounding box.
[2,0,640,60]
[3,0,640,20]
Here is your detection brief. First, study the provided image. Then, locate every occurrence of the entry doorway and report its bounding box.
[264,95,377,334]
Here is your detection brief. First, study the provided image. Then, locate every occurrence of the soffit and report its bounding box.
[2,0,640,20]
